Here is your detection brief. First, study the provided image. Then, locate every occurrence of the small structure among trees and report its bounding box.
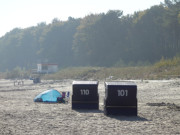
[37,63,58,74]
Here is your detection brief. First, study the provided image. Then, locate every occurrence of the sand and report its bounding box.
[0,79,180,135]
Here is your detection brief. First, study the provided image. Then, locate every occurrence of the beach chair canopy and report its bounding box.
[34,89,62,103]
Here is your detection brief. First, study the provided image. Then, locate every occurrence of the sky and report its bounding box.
[0,0,164,37]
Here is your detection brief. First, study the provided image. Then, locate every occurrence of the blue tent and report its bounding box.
[34,89,62,103]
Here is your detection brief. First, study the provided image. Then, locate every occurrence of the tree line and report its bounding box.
[0,0,179,71]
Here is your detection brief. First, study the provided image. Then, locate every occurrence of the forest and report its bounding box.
[0,0,180,72]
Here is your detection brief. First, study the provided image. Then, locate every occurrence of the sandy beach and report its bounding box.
[0,79,180,135]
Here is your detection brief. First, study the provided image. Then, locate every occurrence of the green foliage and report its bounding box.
[0,1,180,71]
[133,11,147,24]
[154,56,180,70]
[4,67,26,79]
[178,13,180,24]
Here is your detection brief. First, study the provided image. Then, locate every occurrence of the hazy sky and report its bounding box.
[0,0,164,37]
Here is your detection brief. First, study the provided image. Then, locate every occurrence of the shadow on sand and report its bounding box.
[107,115,148,121]
[73,109,148,121]
[73,109,104,114]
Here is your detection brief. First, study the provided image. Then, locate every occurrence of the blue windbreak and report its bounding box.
[34,89,62,102]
